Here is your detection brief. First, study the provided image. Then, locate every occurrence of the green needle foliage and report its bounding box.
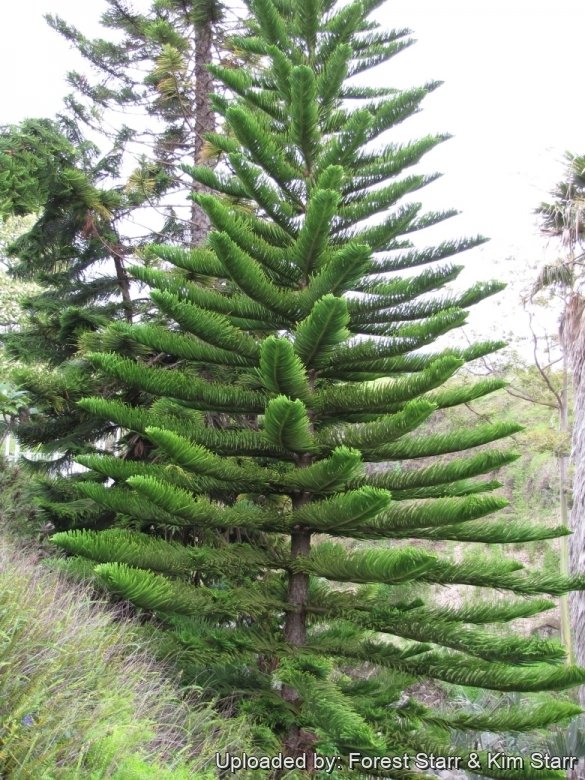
[52,0,585,775]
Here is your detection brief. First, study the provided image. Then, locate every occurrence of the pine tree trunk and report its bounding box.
[283,525,311,649]
[278,456,318,773]
[113,255,133,324]
[190,19,214,247]
[283,491,311,704]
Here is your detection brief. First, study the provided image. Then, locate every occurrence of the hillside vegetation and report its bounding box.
[0,533,263,780]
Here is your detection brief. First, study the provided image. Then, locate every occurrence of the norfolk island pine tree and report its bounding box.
[50,0,585,775]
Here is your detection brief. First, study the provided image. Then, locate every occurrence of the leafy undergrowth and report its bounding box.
[0,538,263,780]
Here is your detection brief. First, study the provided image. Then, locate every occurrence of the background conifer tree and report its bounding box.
[47,0,232,247]
[0,0,233,527]
[52,0,585,773]
[0,119,132,488]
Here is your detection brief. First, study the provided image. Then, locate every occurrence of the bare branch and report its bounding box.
[527,309,562,408]
[503,387,557,409]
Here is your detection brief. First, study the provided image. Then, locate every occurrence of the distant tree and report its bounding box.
[472,300,574,656]
[0,383,34,450]
[0,120,135,488]
[52,0,585,772]
[535,152,585,690]
[0,215,41,459]
[0,215,39,337]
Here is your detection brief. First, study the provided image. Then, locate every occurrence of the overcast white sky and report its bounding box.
[2,0,584,350]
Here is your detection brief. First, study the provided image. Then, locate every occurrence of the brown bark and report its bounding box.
[113,254,133,324]
[275,514,316,776]
[276,450,318,774]
[82,212,133,323]
[190,19,215,247]
[283,524,311,651]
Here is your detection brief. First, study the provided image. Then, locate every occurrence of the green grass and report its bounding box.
[0,538,263,780]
